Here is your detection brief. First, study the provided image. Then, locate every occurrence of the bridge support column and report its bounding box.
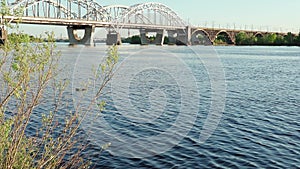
[176,26,191,45]
[140,29,150,45]
[186,26,192,46]
[167,30,177,45]
[140,29,165,45]
[106,31,122,45]
[67,25,95,46]
[176,29,188,45]
[155,29,165,45]
[228,31,236,44]
[204,29,219,43]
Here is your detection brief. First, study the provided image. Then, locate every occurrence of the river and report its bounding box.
[34,44,300,168]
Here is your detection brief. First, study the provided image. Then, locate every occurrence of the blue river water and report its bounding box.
[34,45,300,168]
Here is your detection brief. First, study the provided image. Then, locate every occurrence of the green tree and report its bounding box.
[214,34,227,45]
[295,32,300,46]
[131,35,141,44]
[284,32,294,45]
[122,35,141,44]
[235,32,255,45]
[262,33,277,45]
[235,32,247,45]
[274,34,285,45]
[0,1,118,168]
[163,36,169,44]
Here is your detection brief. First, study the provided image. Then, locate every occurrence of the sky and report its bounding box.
[15,0,300,38]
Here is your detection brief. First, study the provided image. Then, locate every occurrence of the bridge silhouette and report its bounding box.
[1,0,289,45]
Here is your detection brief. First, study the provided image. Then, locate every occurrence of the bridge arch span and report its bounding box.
[10,0,108,21]
[83,5,130,23]
[103,5,130,21]
[254,32,264,38]
[115,2,186,28]
[191,29,212,45]
[214,30,235,44]
[10,0,77,19]
[79,1,114,21]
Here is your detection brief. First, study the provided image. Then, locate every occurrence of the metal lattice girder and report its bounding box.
[116,2,186,27]
[103,5,129,21]
[5,1,187,30]
[8,0,109,20]
[72,0,108,21]
[81,4,129,22]
[10,0,77,18]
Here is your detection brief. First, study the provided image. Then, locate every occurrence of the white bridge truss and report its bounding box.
[4,0,187,30]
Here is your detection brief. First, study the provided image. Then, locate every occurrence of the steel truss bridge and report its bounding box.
[1,0,290,45]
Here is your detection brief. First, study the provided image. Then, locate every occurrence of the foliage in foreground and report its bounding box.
[0,2,119,167]
[0,31,118,168]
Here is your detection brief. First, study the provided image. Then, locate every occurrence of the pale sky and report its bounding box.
[16,0,300,38]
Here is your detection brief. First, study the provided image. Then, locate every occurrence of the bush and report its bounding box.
[0,2,118,168]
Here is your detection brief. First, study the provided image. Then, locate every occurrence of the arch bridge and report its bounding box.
[1,0,289,45]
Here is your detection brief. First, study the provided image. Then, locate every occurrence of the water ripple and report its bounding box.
[24,45,300,168]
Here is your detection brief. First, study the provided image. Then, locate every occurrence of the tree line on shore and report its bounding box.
[8,33,43,42]
[122,32,300,46]
[122,35,170,44]
[7,31,300,46]
[235,32,300,46]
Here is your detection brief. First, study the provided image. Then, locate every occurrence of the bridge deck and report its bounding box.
[2,16,185,30]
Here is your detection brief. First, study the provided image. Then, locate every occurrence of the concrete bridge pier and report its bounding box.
[106,31,122,45]
[204,30,218,43]
[140,29,150,45]
[140,29,165,45]
[167,30,177,45]
[228,31,236,44]
[176,26,191,45]
[67,25,95,46]
[154,29,165,45]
